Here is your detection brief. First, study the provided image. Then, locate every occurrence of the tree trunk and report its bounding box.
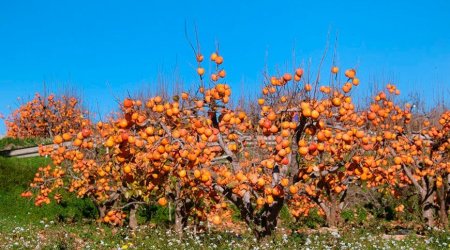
[129,203,139,230]
[321,195,341,228]
[436,183,448,228]
[253,197,284,239]
[97,192,120,219]
[174,207,182,236]
[421,191,436,228]
[214,184,283,240]
[174,184,191,238]
[326,203,341,228]
[174,200,189,237]
[97,204,106,218]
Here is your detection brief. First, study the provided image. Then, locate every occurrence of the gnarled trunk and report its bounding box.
[214,184,284,240]
[403,166,438,228]
[314,188,345,228]
[97,204,106,218]
[174,200,190,237]
[436,182,448,228]
[421,191,436,228]
[173,184,193,238]
[129,203,139,230]
[326,203,340,228]
[320,195,342,228]
[96,192,120,220]
[253,196,284,239]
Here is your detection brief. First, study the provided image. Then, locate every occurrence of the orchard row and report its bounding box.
[8,49,449,238]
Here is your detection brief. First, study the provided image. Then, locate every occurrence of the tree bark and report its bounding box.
[174,184,192,238]
[436,182,448,228]
[259,197,284,238]
[325,202,341,228]
[129,203,139,230]
[97,204,106,218]
[174,200,190,237]
[213,184,283,239]
[421,191,436,228]
[318,194,341,228]
[404,166,438,228]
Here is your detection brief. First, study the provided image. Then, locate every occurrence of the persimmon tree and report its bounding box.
[189,54,328,237]
[363,84,449,227]
[254,67,395,227]
[432,112,450,227]
[194,53,384,234]
[23,51,238,233]
[25,95,229,232]
[5,93,86,138]
[418,111,450,227]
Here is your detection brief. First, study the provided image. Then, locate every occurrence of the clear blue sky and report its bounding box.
[1,1,450,134]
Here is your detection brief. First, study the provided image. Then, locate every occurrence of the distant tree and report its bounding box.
[5,93,87,139]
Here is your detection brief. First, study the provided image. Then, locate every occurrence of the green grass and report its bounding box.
[0,219,449,249]
[0,137,52,151]
[0,156,97,230]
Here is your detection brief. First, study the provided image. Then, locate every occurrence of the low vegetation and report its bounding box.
[0,137,52,151]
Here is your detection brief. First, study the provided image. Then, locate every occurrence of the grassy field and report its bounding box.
[0,155,449,249]
[0,137,52,150]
